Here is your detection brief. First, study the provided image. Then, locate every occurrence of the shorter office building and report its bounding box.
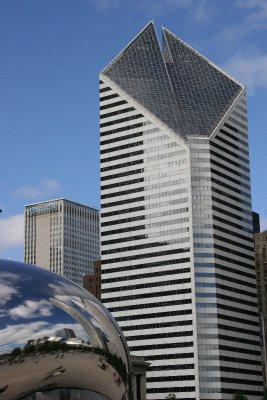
[83,260,101,300]
[255,230,267,383]
[24,198,100,286]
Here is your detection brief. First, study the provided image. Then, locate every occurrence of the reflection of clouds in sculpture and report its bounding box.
[0,321,84,354]
[0,260,130,400]
[49,281,87,298]
[0,272,20,307]
[9,299,53,320]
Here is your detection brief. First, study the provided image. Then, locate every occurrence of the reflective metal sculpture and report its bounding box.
[0,260,131,400]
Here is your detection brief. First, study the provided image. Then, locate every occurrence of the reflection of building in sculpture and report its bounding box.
[49,297,109,350]
[255,230,267,384]
[83,260,101,300]
[55,328,76,340]
[27,329,86,349]
[24,198,100,286]
[100,22,263,398]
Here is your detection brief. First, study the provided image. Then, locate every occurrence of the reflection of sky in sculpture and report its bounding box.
[0,260,130,399]
[0,260,129,365]
[0,264,87,353]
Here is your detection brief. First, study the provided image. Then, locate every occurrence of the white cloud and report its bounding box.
[9,299,53,320]
[86,0,119,12]
[14,179,62,200]
[86,0,215,22]
[219,0,267,45]
[0,282,19,308]
[138,0,215,21]
[235,0,267,30]
[223,53,267,93]
[0,214,24,253]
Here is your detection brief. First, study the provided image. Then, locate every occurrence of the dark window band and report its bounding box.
[99,86,111,93]
[101,197,145,212]
[214,252,255,271]
[211,158,250,181]
[100,106,135,119]
[102,266,190,283]
[212,187,251,207]
[101,149,143,163]
[213,232,254,252]
[213,224,253,244]
[214,243,254,261]
[102,247,190,264]
[102,277,191,293]
[101,205,145,218]
[102,287,191,303]
[102,240,187,255]
[125,330,193,341]
[214,135,249,155]
[211,168,250,190]
[101,158,143,172]
[102,257,190,274]
[147,387,195,394]
[129,341,193,351]
[101,224,145,236]
[101,137,143,151]
[100,113,143,128]
[212,196,252,217]
[210,149,250,173]
[101,168,143,181]
[101,177,144,190]
[219,344,261,356]
[147,375,195,382]
[100,99,127,111]
[100,93,119,101]
[108,298,192,313]
[213,215,252,233]
[213,205,252,226]
[143,353,194,362]
[211,141,249,164]
[211,177,251,198]
[149,364,194,371]
[200,333,259,346]
[100,122,144,137]
[199,354,261,366]
[216,302,258,317]
[220,127,247,146]
[117,312,192,324]
[101,187,144,200]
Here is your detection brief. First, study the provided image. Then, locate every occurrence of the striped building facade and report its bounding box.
[100,23,263,399]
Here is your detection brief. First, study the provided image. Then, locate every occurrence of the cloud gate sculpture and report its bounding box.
[0,260,131,400]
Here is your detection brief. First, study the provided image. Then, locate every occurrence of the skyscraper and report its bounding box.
[100,23,262,399]
[24,198,100,286]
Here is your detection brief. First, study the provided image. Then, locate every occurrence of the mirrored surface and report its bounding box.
[0,260,131,400]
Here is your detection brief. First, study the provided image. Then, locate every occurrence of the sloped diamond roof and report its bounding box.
[162,28,242,136]
[101,23,243,138]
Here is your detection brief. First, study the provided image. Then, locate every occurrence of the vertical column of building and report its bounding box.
[100,78,198,399]
[24,208,36,265]
[199,93,262,398]
[63,201,100,286]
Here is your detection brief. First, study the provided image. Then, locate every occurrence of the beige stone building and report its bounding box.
[24,199,99,286]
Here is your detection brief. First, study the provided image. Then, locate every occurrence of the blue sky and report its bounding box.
[0,0,267,260]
